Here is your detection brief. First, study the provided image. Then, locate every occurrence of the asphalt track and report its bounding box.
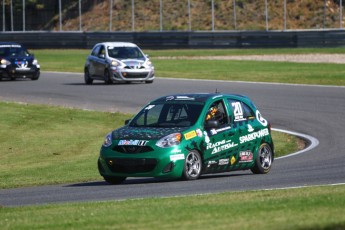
[0,72,344,207]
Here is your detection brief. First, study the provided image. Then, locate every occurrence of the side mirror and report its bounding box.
[204,120,219,129]
[125,119,131,125]
[99,54,105,59]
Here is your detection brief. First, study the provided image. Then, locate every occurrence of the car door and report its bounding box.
[94,45,107,77]
[88,45,101,77]
[227,98,266,167]
[202,98,240,172]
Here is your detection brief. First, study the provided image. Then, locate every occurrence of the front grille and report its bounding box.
[123,73,148,78]
[124,66,145,69]
[108,158,157,173]
[112,145,153,154]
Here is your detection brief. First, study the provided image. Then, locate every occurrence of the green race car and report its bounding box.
[98,93,274,184]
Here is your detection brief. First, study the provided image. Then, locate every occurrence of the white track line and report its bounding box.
[272,128,319,160]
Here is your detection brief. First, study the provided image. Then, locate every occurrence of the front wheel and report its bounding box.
[104,69,112,84]
[182,150,202,180]
[251,143,273,174]
[84,69,93,84]
[103,176,126,185]
[31,71,40,80]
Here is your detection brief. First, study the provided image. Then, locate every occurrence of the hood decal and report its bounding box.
[112,126,187,140]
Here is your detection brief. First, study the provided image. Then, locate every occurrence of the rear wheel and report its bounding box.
[251,143,273,174]
[183,150,202,180]
[103,176,126,185]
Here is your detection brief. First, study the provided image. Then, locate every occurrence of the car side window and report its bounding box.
[91,45,101,57]
[204,100,228,126]
[98,46,105,58]
[228,99,255,122]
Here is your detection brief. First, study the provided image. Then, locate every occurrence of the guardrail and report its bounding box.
[1,30,345,49]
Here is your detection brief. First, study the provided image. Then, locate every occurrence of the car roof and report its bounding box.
[151,93,252,104]
[95,42,138,48]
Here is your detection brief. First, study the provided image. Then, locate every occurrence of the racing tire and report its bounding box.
[104,69,112,84]
[251,143,273,174]
[84,69,93,84]
[31,72,40,80]
[145,80,154,84]
[103,176,127,185]
[182,150,202,180]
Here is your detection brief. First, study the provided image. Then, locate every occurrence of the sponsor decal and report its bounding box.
[204,131,210,143]
[118,140,148,146]
[196,129,203,137]
[176,96,195,100]
[230,156,236,165]
[218,158,229,165]
[0,44,21,48]
[210,126,231,135]
[207,140,239,155]
[207,160,218,167]
[256,110,268,127]
[239,151,253,162]
[171,149,182,153]
[212,95,223,99]
[144,105,155,110]
[184,130,197,140]
[170,154,185,161]
[15,60,29,70]
[210,129,217,135]
[247,124,254,132]
[166,96,195,101]
[239,128,269,144]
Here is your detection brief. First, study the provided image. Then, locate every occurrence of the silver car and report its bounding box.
[84,42,155,84]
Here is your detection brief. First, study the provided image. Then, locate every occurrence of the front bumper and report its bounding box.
[0,65,40,79]
[98,146,185,179]
[110,67,155,82]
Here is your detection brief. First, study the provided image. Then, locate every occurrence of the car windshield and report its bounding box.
[129,102,204,128]
[107,46,144,59]
[0,47,29,57]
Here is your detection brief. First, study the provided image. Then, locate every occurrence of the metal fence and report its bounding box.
[1,0,344,32]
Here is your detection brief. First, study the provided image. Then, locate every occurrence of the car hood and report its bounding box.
[112,126,187,141]
[7,55,34,62]
[120,59,146,68]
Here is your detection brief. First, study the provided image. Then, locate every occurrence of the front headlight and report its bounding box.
[102,132,113,147]
[110,60,120,67]
[156,133,181,148]
[33,59,39,65]
[0,59,10,65]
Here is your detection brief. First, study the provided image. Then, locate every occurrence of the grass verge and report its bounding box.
[0,101,298,189]
[33,48,345,86]
[1,185,345,230]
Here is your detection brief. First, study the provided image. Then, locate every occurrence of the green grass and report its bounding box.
[0,101,296,189]
[1,185,345,230]
[154,59,345,85]
[0,102,132,189]
[33,48,345,86]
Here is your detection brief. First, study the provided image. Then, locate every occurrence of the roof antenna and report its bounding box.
[215,88,220,94]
